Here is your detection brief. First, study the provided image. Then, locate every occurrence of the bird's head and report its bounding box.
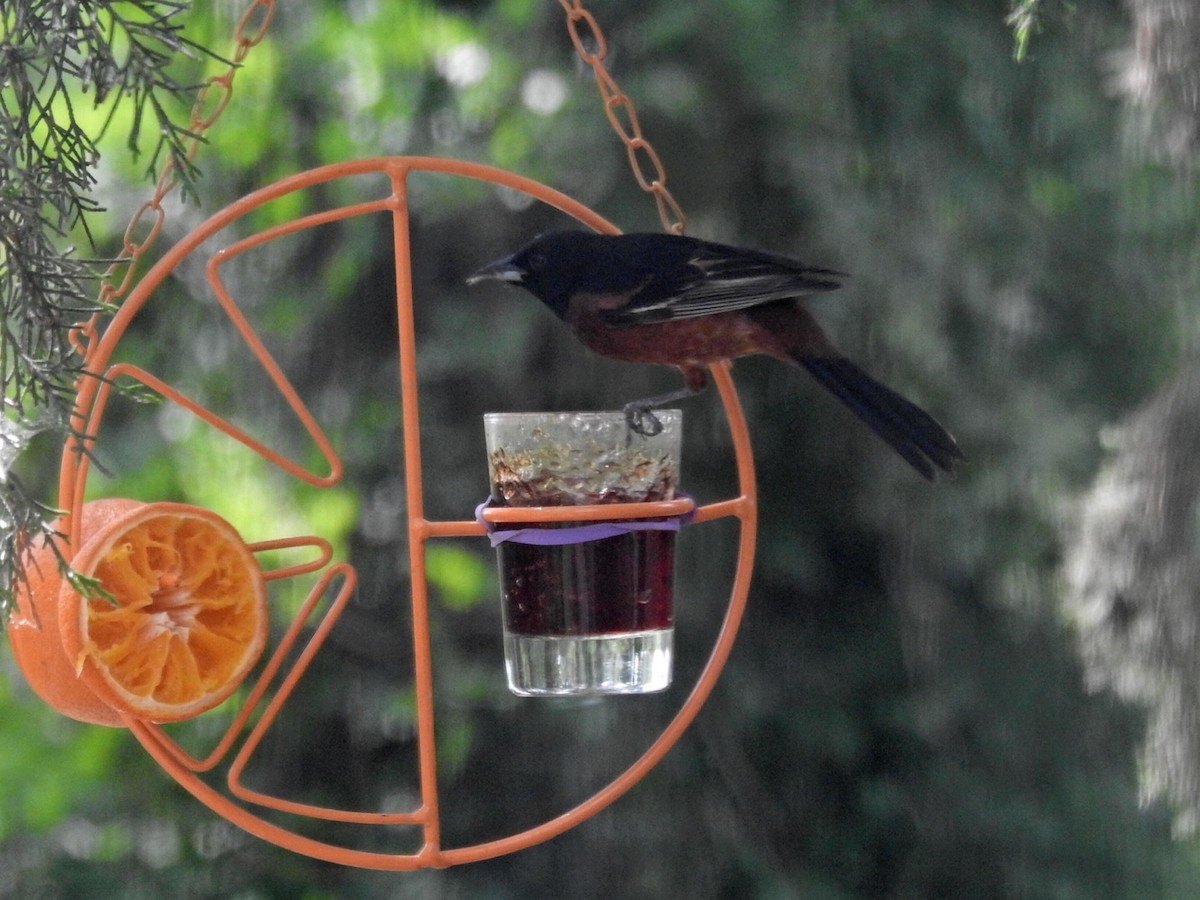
[466,230,608,319]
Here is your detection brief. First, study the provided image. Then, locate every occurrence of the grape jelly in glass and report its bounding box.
[483,411,682,695]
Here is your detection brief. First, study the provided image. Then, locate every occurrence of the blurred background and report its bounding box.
[6,0,1200,895]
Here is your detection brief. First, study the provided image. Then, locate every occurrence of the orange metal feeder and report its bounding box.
[34,156,757,868]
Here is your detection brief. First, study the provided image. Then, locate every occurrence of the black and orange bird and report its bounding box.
[467,230,964,480]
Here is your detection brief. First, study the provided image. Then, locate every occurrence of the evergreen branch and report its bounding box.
[1007,0,1074,62]
[0,0,220,618]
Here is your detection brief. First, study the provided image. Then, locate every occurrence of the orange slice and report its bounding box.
[8,499,267,726]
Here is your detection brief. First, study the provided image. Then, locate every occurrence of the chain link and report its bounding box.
[74,0,277,358]
[558,0,687,235]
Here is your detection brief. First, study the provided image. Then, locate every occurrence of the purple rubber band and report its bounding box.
[475,497,694,548]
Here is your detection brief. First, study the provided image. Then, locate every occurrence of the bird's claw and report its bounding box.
[623,402,663,437]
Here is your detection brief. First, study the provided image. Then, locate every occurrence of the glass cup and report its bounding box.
[483,411,683,696]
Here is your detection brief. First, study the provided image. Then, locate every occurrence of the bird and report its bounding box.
[467,229,964,480]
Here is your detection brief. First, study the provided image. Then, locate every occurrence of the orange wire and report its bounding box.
[39,0,750,867]
[61,158,756,868]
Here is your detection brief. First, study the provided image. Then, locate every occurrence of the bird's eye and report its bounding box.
[528,253,547,272]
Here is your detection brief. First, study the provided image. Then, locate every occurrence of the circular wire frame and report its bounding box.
[57,157,758,868]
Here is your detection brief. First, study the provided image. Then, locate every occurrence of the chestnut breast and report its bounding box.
[564,293,832,367]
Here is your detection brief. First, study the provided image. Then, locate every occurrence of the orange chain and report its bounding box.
[557,0,687,235]
[71,0,277,359]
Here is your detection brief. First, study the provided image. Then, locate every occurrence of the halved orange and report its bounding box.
[7,499,267,726]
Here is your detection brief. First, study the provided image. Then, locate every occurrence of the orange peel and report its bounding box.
[7,499,267,726]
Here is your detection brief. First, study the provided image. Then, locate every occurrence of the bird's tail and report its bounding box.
[797,355,964,480]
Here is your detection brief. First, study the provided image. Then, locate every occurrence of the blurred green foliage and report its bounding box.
[4,0,1200,896]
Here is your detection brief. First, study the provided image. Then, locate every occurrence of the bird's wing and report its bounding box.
[600,245,845,326]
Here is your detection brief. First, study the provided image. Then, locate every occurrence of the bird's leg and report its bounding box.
[624,386,702,436]
[623,368,710,437]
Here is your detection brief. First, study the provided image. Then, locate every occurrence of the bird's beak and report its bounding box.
[466,257,524,287]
